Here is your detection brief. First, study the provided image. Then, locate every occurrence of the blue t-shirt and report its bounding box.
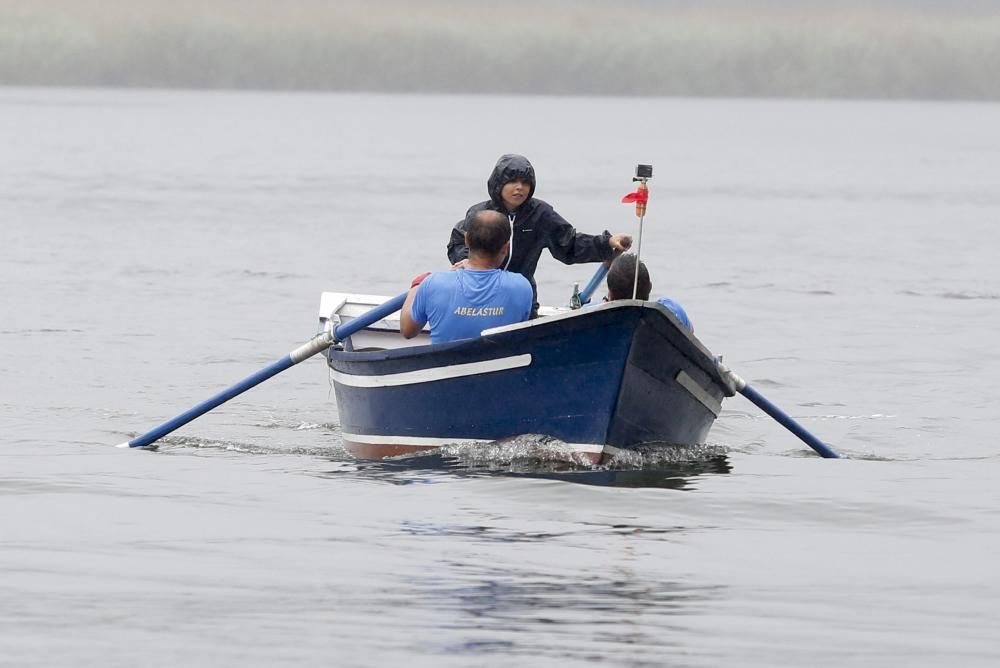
[410,269,533,344]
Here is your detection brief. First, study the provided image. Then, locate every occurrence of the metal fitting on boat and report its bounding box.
[714,356,745,395]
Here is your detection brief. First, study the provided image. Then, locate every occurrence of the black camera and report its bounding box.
[634,164,653,180]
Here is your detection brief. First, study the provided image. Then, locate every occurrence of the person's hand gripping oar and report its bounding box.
[576,231,632,306]
[117,292,408,449]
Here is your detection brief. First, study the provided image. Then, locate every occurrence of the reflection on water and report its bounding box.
[514,461,731,489]
[411,566,724,660]
[398,520,689,542]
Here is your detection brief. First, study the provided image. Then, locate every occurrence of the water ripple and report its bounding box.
[940,291,1000,301]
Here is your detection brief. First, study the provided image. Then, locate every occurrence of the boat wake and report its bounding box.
[113,431,731,489]
[116,433,346,458]
[348,435,732,489]
[433,434,730,471]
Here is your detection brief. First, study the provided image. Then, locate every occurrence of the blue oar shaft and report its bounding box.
[334,293,406,341]
[739,384,842,459]
[122,292,407,449]
[579,264,609,305]
[124,353,302,448]
[716,361,842,459]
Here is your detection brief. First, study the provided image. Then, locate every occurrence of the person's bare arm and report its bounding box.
[399,287,423,339]
[399,272,430,339]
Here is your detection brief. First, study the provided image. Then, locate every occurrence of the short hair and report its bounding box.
[607,254,651,300]
[466,210,511,256]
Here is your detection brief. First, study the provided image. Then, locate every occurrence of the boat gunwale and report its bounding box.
[328,300,711,362]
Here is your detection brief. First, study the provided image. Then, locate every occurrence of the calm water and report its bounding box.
[2,87,999,666]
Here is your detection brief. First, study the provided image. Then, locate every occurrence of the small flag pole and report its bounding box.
[621,164,653,299]
[631,179,648,299]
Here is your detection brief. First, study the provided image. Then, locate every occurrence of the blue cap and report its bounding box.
[656,297,692,331]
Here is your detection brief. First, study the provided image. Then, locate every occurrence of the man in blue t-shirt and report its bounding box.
[401,210,533,344]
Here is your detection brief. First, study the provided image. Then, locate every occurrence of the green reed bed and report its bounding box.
[1,0,998,99]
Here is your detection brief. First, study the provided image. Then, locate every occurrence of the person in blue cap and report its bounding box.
[603,253,692,331]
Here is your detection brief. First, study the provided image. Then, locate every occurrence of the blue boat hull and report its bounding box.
[327,301,732,462]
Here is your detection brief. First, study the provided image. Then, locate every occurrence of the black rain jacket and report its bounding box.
[446,154,613,311]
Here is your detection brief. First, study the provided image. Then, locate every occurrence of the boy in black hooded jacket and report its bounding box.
[446,154,631,316]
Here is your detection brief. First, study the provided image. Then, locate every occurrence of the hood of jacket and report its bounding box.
[487,154,536,211]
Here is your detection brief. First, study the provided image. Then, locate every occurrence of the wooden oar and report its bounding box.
[716,360,843,459]
[118,292,407,449]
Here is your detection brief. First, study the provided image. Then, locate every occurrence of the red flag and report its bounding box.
[621,190,648,204]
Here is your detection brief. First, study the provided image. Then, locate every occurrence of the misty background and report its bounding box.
[1,0,998,100]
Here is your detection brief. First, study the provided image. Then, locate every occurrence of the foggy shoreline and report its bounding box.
[2,0,998,100]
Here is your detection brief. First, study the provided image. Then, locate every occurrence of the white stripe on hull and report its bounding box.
[332,353,532,388]
[675,370,722,416]
[342,431,614,456]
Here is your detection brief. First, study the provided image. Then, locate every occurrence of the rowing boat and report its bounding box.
[320,292,734,463]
